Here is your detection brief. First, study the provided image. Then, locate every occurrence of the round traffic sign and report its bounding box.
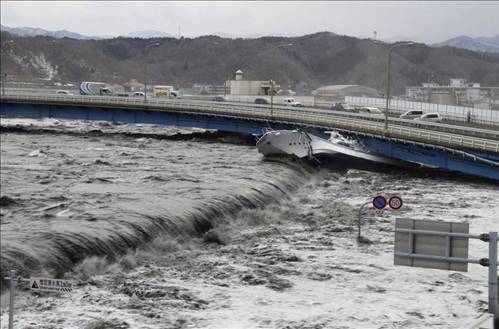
[372,195,387,210]
[388,196,403,210]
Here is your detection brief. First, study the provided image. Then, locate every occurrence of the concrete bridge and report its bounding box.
[1,94,499,181]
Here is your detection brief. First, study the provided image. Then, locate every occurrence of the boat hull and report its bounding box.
[256,130,315,158]
[256,129,406,168]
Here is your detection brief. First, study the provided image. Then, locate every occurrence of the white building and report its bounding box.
[406,79,497,107]
[228,70,280,96]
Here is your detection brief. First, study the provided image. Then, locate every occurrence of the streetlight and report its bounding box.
[384,41,415,134]
[269,43,293,117]
[143,42,161,103]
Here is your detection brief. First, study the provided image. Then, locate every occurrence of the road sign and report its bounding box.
[394,218,470,271]
[394,219,498,324]
[372,195,387,210]
[388,196,403,210]
[30,277,72,293]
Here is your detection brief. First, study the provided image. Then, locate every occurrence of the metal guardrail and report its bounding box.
[346,96,499,127]
[2,92,498,138]
[2,94,499,154]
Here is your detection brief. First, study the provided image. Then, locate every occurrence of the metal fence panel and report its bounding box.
[345,96,499,127]
[394,218,470,272]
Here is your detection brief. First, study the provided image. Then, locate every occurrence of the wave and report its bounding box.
[0,124,257,146]
[0,157,314,283]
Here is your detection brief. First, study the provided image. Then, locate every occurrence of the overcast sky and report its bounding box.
[1,1,498,43]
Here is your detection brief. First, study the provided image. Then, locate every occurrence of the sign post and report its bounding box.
[489,232,498,319]
[357,194,403,242]
[8,270,14,329]
[394,218,498,328]
[2,273,73,329]
[3,271,29,329]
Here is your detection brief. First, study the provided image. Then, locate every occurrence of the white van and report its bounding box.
[400,110,425,119]
[283,98,302,107]
[358,107,383,115]
[415,113,443,123]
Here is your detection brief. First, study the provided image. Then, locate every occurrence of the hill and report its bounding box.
[0,24,101,40]
[1,31,499,94]
[434,35,499,53]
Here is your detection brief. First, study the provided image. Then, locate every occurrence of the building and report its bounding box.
[228,70,280,96]
[313,85,381,103]
[192,83,227,95]
[405,79,498,108]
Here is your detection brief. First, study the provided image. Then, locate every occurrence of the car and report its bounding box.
[132,92,145,97]
[415,113,443,123]
[330,103,356,112]
[358,106,383,115]
[56,90,73,95]
[400,110,425,119]
[283,98,302,107]
[254,98,270,105]
[214,95,228,102]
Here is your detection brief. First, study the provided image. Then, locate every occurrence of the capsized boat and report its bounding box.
[255,129,402,166]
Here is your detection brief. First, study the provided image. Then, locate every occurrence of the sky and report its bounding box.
[1,1,498,43]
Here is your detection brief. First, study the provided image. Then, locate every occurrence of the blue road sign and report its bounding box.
[373,195,387,210]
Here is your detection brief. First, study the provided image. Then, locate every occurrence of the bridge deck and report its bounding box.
[2,94,498,155]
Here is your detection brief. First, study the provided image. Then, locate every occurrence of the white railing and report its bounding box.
[346,96,499,127]
[2,94,499,154]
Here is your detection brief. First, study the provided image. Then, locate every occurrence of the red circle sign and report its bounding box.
[388,196,403,210]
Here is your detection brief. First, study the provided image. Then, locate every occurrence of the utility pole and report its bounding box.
[1,73,6,96]
[224,77,229,97]
[490,88,495,111]
[427,72,433,103]
[1,40,14,97]
[270,79,275,117]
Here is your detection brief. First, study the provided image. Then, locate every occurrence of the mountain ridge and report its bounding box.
[0,24,102,40]
[434,35,499,53]
[3,23,499,52]
[1,30,498,95]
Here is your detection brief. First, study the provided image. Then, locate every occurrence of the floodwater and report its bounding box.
[1,118,498,329]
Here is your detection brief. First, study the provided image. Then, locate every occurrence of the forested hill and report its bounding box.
[2,31,499,94]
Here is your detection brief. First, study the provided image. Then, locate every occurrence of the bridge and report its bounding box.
[1,94,499,181]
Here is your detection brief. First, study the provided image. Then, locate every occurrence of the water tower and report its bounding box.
[235,69,243,81]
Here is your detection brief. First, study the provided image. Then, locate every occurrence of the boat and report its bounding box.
[256,128,402,166]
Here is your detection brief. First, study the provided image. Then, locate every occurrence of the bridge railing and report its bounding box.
[2,94,499,154]
[346,96,499,127]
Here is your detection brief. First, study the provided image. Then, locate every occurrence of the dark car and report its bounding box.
[254,98,270,105]
[330,103,356,112]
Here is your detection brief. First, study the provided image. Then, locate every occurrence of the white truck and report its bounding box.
[79,82,113,96]
[153,85,175,97]
[282,98,302,107]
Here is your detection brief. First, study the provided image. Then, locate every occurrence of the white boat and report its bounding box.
[256,129,402,166]
[256,129,314,159]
